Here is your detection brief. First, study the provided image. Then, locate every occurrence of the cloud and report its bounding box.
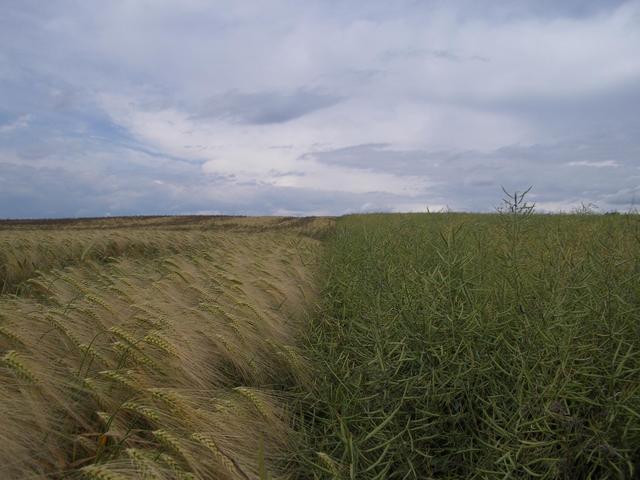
[310,135,640,211]
[568,160,620,168]
[195,89,343,124]
[0,115,31,134]
[602,186,640,206]
[1,0,639,216]
[379,48,490,63]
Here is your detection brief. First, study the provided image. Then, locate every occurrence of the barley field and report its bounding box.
[0,216,331,479]
[1,211,639,479]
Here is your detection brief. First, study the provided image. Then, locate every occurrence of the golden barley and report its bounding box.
[80,464,128,480]
[234,387,271,420]
[1,350,38,384]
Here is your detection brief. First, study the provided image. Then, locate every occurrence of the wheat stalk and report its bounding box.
[234,387,271,420]
[143,333,178,357]
[80,465,128,480]
[99,369,139,390]
[317,452,341,477]
[191,432,249,479]
[122,401,161,422]
[85,294,115,314]
[159,453,196,480]
[126,448,161,480]
[109,326,138,346]
[153,429,188,459]
[0,325,26,346]
[1,350,38,384]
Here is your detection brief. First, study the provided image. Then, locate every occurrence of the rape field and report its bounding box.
[292,208,640,479]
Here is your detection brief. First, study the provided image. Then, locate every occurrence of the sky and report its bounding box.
[1,0,639,217]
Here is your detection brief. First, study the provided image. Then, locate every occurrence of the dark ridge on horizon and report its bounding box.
[0,214,331,231]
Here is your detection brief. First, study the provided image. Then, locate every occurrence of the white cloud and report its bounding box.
[567,160,620,168]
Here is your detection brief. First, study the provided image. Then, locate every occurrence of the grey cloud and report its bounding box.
[0,159,428,218]
[602,186,640,206]
[216,187,427,216]
[267,169,306,177]
[465,82,640,137]
[496,0,632,19]
[0,148,222,218]
[195,89,343,124]
[310,136,640,211]
[380,48,490,63]
[420,0,634,21]
[0,163,112,218]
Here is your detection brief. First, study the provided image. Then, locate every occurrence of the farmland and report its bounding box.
[292,209,640,479]
[1,210,640,479]
[0,216,330,479]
